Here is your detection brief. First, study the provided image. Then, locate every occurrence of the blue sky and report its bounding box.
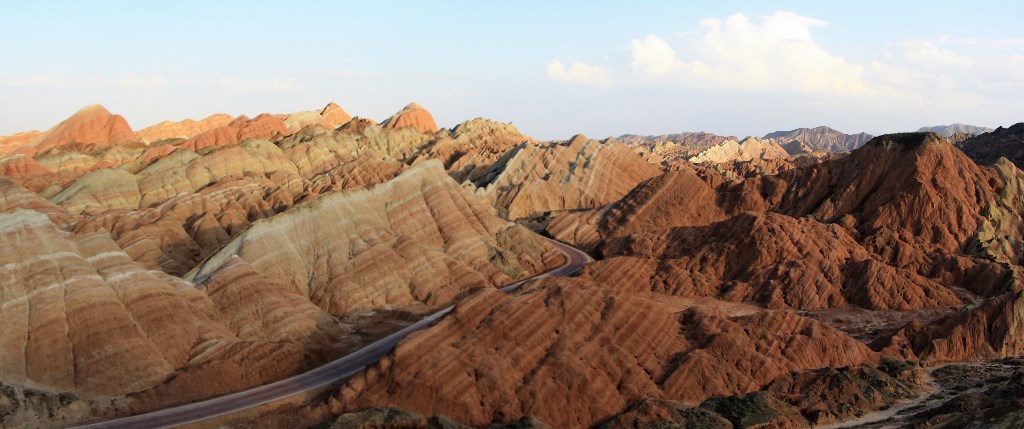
[1,1,1022,139]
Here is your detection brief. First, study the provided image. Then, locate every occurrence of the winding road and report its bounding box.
[74,236,592,429]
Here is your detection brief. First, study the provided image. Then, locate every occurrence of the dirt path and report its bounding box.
[815,368,941,429]
[819,360,1019,428]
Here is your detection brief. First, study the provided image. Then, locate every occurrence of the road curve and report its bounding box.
[73,236,593,429]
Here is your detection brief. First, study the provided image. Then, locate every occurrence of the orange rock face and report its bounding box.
[0,131,42,154]
[178,113,289,151]
[134,114,234,142]
[380,102,439,134]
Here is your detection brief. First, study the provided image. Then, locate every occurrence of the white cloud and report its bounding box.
[629,11,875,96]
[630,35,677,75]
[893,39,973,67]
[546,59,613,86]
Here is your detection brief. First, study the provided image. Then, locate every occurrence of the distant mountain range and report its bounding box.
[917,123,993,137]
[617,132,736,150]
[620,126,871,155]
[763,126,873,153]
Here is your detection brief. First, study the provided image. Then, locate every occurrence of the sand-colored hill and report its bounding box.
[688,136,790,164]
[408,118,534,183]
[283,102,353,133]
[476,135,661,220]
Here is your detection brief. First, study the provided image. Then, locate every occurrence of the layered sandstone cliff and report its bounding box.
[476,135,661,220]
[189,160,564,314]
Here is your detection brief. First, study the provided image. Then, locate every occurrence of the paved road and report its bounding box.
[74,236,592,429]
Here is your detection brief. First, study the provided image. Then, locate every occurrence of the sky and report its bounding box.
[1,1,1022,140]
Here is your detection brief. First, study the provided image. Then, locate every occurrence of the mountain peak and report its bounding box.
[865,132,946,151]
[381,102,438,133]
[15,104,134,154]
[402,102,425,111]
[77,103,112,116]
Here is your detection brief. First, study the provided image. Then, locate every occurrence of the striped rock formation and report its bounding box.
[188,160,565,314]
[476,135,661,220]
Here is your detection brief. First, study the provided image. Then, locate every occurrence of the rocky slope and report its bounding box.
[764,126,873,152]
[336,278,876,428]
[188,160,564,315]
[958,122,1024,169]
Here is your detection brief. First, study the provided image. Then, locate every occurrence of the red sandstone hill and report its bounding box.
[380,102,439,134]
[7,105,134,156]
[135,113,234,142]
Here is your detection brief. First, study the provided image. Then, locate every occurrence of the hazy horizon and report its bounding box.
[1,1,1021,140]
